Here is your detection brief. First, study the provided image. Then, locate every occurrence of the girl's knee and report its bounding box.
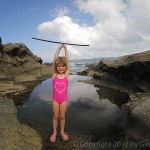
[60,114,65,120]
[53,114,59,120]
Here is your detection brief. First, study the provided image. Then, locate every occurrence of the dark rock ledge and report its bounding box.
[78,50,150,150]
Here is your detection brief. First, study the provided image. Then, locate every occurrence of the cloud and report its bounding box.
[50,6,70,18]
[75,0,127,22]
[37,16,97,59]
[36,0,150,61]
[75,0,150,51]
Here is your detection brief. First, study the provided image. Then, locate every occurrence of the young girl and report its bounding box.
[50,44,70,142]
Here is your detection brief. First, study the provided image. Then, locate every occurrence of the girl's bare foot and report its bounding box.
[60,132,68,141]
[50,132,57,142]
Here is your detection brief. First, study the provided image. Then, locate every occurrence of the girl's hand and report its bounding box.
[62,44,67,48]
[58,44,64,49]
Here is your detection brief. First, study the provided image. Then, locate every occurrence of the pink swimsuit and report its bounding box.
[52,74,68,104]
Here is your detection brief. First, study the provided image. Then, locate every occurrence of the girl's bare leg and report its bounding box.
[60,101,68,137]
[51,101,59,138]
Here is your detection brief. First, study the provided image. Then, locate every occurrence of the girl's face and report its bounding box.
[57,64,66,74]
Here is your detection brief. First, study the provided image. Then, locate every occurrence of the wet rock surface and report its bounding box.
[0,43,52,150]
[78,50,150,150]
[21,120,123,150]
[0,98,42,150]
[0,80,26,96]
[122,93,150,150]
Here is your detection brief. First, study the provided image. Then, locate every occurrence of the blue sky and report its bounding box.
[1,0,150,62]
[0,0,78,46]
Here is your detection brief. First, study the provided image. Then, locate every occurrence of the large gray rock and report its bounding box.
[0,43,43,72]
[80,50,150,150]
[0,43,52,150]
[96,50,150,81]
[0,43,52,82]
[122,93,150,150]
[0,98,42,150]
[1,43,42,65]
[0,81,26,96]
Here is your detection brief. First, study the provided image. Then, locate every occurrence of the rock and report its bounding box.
[0,36,3,56]
[34,55,43,64]
[0,98,42,150]
[81,50,150,93]
[0,42,52,150]
[93,71,106,79]
[96,50,150,81]
[0,43,52,82]
[77,69,88,76]
[0,37,2,44]
[14,75,37,83]
[122,93,150,150]
[0,81,26,96]
[77,62,97,76]
[79,50,150,150]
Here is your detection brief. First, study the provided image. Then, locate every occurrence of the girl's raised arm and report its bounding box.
[52,45,64,75]
[63,44,70,75]
[54,44,64,61]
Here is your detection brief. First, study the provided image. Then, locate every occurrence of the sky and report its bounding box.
[0,0,150,62]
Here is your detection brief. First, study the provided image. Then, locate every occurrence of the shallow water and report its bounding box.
[17,75,128,141]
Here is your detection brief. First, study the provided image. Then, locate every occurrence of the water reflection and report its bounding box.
[67,97,126,140]
[17,75,128,140]
[96,87,129,108]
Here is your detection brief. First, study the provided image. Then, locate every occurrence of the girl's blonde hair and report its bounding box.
[54,57,67,73]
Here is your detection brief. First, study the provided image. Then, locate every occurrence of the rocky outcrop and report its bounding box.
[0,80,26,97]
[0,43,52,83]
[0,43,42,65]
[81,50,150,93]
[0,43,53,150]
[0,43,53,96]
[94,50,150,82]
[121,93,150,150]
[79,50,150,150]
[0,97,42,150]
[77,62,97,76]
